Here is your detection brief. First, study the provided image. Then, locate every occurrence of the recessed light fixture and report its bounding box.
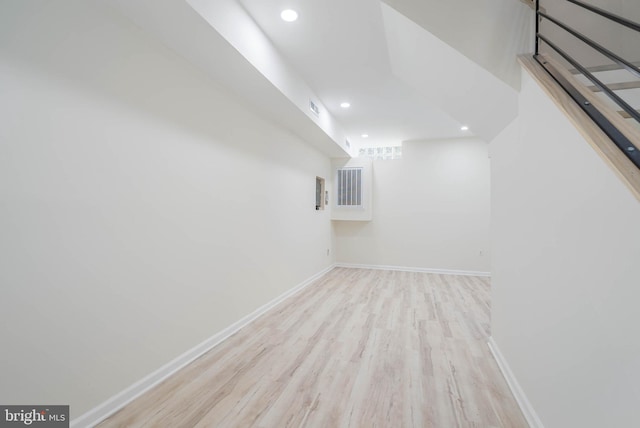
[361,134,369,138]
[460,125,469,131]
[281,9,298,22]
[340,102,351,108]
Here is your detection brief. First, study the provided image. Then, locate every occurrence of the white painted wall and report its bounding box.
[490,69,640,427]
[0,0,333,418]
[185,0,352,157]
[381,2,519,143]
[382,0,534,89]
[334,139,491,273]
[104,0,350,159]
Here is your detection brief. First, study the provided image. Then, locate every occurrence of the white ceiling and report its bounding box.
[381,2,518,142]
[108,0,528,154]
[237,0,468,148]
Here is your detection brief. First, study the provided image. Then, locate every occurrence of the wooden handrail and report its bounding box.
[520,55,640,201]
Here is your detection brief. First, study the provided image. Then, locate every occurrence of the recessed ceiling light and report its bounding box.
[281,9,298,22]
[460,125,469,131]
[361,134,369,138]
[340,102,351,108]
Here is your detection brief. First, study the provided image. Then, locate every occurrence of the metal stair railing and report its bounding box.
[535,0,640,169]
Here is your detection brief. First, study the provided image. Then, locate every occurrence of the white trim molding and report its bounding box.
[335,262,491,277]
[487,337,545,428]
[71,264,336,428]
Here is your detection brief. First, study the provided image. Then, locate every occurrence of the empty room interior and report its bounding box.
[2,0,640,427]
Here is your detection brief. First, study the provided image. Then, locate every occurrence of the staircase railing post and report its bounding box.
[535,0,540,55]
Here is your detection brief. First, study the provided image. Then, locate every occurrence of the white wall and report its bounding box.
[381,2,519,143]
[185,0,352,157]
[381,0,534,89]
[334,139,491,273]
[490,69,640,427]
[0,0,333,418]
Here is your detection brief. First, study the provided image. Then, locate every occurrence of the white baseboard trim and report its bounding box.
[335,262,491,277]
[487,337,545,428]
[71,264,336,428]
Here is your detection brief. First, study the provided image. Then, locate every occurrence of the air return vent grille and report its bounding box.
[336,167,362,207]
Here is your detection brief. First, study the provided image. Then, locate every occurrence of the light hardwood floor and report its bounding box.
[98,268,527,428]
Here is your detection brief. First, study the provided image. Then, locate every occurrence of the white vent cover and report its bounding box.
[309,100,320,116]
[337,167,362,206]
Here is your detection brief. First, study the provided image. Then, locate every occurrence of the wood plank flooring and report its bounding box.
[98,268,527,428]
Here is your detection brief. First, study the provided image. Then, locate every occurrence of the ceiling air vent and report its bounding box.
[309,100,320,117]
[345,139,351,149]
